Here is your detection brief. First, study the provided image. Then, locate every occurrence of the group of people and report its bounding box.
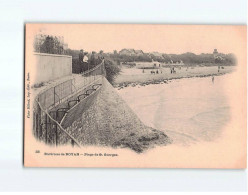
[218,65,225,72]
[149,69,162,74]
[78,49,104,73]
[170,67,176,74]
[141,68,163,74]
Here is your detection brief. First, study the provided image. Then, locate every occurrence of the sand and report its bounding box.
[114,66,235,88]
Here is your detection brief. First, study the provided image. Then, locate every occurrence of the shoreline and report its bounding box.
[113,71,233,89]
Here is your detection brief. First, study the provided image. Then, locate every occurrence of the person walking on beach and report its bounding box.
[212,76,215,83]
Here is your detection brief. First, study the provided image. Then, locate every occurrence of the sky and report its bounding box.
[28,24,246,54]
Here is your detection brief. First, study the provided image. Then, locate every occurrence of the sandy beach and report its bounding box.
[114,65,236,88]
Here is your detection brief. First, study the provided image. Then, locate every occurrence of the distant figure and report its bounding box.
[98,50,104,61]
[79,49,84,73]
[212,76,215,83]
[79,49,84,64]
[156,70,159,74]
[89,51,97,67]
[171,67,176,74]
[142,68,145,73]
[83,52,89,72]
[160,70,162,74]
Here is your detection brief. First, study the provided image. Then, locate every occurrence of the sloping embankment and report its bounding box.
[64,77,172,153]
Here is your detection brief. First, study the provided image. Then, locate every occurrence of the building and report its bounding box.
[213,49,219,58]
[63,43,68,50]
[164,60,184,66]
[136,60,161,68]
[119,49,144,56]
[119,49,136,56]
[150,52,164,58]
[135,50,144,56]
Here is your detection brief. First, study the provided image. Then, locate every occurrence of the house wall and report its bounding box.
[136,61,161,68]
[33,52,72,84]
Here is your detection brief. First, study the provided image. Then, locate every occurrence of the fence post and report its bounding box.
[33,111,36,137]
[35,113,38,138]
[71,79,73,94]
[38,105,42,140]
[45,114,48,143]
[55,112,58,146]
[54,87,56,107]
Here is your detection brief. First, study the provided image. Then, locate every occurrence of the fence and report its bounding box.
[37,60,105,110]
[38,79,74,110]
[33,60,105,147]
[33,100,81,147]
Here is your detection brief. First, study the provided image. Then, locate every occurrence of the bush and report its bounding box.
[72,58,81,74]
[72,58,120,84]
[104,59,121,84]
[33,82,44,88]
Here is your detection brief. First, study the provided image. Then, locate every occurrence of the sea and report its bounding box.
[117,74,232,145]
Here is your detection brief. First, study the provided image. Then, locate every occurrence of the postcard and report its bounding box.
[24,24,246,168]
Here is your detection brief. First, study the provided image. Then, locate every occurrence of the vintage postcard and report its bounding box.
[24,24,246,168]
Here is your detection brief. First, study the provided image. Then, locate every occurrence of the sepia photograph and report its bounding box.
[24,24,246,168]
[0,0,247,193]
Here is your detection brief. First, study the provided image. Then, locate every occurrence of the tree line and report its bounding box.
[33,35,236,84]
[66,50,237,66]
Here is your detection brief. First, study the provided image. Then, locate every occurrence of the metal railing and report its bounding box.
[33,60,105,147]
[38,79,74,110]
[37,60,105,110]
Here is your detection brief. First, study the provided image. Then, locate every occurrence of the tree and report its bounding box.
[65,49,80,58]
[36,35,64,54]
[40,36,54,54]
